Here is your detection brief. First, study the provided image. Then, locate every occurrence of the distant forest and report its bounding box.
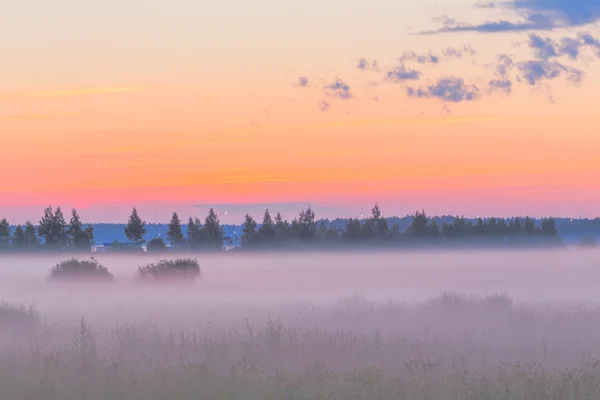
[0,204,598,252]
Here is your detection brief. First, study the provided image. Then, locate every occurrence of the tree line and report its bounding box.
[0,203,561,252]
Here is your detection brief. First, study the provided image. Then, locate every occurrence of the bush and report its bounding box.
[137,258,200,281]
[48,257,114,282]
[0,301,40,329]
[146,237,168,252]
[579,235,597,247]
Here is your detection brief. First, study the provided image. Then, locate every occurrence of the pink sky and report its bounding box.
[2,0,600,223]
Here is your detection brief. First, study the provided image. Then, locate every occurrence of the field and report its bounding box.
[1,248,600,399]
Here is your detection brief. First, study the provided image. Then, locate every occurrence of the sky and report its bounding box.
[2,0,600,224]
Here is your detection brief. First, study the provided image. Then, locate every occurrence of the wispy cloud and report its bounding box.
[517,59,584,85]
[295,76,310,87]
[407,78,481,102]
[399,50,440,64]
[18,87,138,97]
[441,45,478,58]
[357,58,378,70]
[385,64,422,82]
[423,0,600,34]
[324,79,352,99]
[318,101,330,111]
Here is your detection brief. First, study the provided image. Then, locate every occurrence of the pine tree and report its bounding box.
[258,209,275,239]
[24,221,39,248]
[38,206,68,249]
[67,208,94,250]
[0,218,10,250]
[167,212,184,246]
[12,225,26,248]
[294,206,317,240]
[203,208,224,249]
[242,214,258,246]
[124,207,147,244]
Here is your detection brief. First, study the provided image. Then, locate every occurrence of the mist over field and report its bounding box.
[1,249,600,399]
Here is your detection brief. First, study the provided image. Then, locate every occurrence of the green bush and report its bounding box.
[48,257,114,282]
[137,258,200,281]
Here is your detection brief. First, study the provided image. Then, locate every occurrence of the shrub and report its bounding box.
[48,257,114,282]
[0,301,40,329]
[579,235,597,247]
[137,258,200,281]
[146,237,168,252]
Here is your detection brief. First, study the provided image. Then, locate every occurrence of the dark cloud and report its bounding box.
[318,101,330,111]
[399,51,440,64]
[406,77,480,102]
[357,58,378,70]
[325,79,352,99]
[385,64,421,82]
[423,0,600,34]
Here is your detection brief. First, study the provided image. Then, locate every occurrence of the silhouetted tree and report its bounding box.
[370,203,389,239]
[24,221,39,248]
[293,206,317,240]
[38,206,68,249]
[258,209,275,239]
[242,214,258,246]
[0,218,10,250]
[204,208,224,250]
[274,212,290,240]
[12,225,26,249]
[186,217,204,250]
[409,210,428,237]
[124,207,146,244]
[67,208,94,251]
[166,212,184,247]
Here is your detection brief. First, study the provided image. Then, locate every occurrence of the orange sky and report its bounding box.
[3,0,600,223]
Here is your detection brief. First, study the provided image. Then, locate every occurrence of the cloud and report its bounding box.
[324,79,352,99]
[20,87,138,97]
[357,58,378,70]
[407,77,481,102]
[527,32,600,60]
[486,54,515,93]
[399,51,440,64]
[516,59,584,84]
[385,64,421,82]
[424,0,600,34]
[441,45,477,58]
[318,101,330,111]
[487,78,513,93]
[296,76,309,87]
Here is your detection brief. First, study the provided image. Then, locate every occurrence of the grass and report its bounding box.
[0,300,40,329]
[1,293,600,399]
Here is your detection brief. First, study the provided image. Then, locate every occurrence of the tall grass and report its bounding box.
[1,293,600,398]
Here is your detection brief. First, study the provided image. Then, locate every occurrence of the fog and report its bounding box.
[1,248,600,398]
[1,248,600,312]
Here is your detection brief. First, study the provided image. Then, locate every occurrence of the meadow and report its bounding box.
[1,248,600,399]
